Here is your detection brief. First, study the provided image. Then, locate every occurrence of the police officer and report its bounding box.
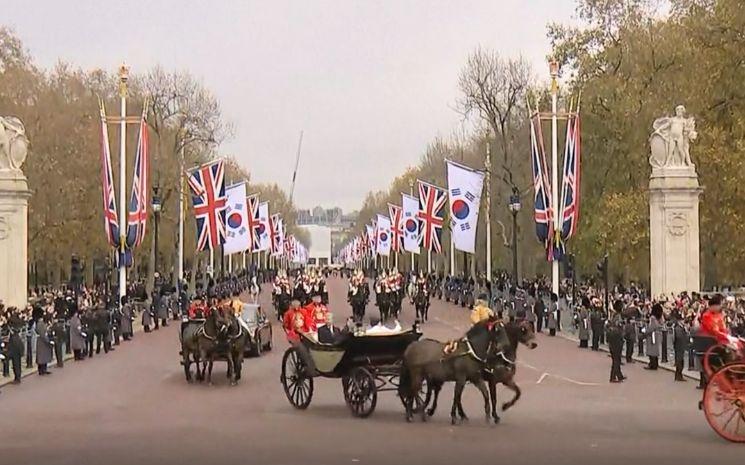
[69,309,86,360]
[577,297,591,348]
[607,309,625,383]
[623,316,637,363]
[5,308,25,383]
[672,311,689,381]
[590,300,605,351]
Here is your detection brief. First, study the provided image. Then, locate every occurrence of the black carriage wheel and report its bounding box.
[344,367,377,418]
[281,348,314,410]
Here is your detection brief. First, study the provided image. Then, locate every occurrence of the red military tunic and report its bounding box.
[699,308,730,345]
[283,306,313,342]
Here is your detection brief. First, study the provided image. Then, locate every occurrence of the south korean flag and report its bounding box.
[446,160,485,254]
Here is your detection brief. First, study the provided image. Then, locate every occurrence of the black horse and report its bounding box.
[275,291,291,322]
[348,288,367,323]
[222,312,249,385]
[414,286,429,322]
[423,320,538,423]
[197,308,231,385]
[399,318,511,424]
[376,290,392,322]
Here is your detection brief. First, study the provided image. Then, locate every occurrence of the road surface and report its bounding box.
[0,277,740,465]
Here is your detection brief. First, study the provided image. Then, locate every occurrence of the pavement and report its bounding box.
[0,277,741,465]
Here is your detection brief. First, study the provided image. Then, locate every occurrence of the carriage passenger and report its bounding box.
[470,293,494,325]
[283,300,311,341]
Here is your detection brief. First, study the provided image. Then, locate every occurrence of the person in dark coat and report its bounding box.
[155,288,169,328]
[577,297,591,348]
[35,314,54,375]
[69,310,86,360]
[5,309,25,383]
[606,313,625,383]
[111,303,123,346]
[533,292,545,333]
[672,312,689,381]
[623,317,636,363]
[120,296,134,341]
[547,293,559,336]
[590,301,606,351]
[645,303,664,370]
[142,296,153,333]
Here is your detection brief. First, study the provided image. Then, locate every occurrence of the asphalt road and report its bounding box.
[0,277,741,465]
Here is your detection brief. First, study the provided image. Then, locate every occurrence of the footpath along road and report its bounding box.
[0,277,740,465]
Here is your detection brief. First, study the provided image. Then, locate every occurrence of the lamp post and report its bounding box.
[152,185,162,281]
[508,189,521,286]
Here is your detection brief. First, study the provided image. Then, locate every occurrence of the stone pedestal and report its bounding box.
[649,166,702,298]
[0,172,30,309]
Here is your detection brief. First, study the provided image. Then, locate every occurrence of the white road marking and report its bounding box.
[535,372,600,386]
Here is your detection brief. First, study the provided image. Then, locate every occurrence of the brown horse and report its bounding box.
[423,320,538,423]
[197,307,231,385]
[399,318,511,424]
[223,311,249,386]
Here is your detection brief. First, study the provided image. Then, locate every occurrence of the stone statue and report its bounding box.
[0,116,29,173]
[649,105,697,169]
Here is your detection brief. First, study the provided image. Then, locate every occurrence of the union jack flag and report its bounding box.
[270,213,283,255]
[187,159,227,251]
[246,194,260,251]
[388,203,403,253]
[98,99,119,248]
[560,114,581,241]
[417,180,447,253]
[126,105,149,248]
[530,114,554,257]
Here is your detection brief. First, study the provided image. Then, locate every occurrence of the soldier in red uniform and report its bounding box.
[700,294,742,349]
[304,291,328,329]
[283,299,312,342]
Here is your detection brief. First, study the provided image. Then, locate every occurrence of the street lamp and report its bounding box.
[508,189,521,286]
[152,185,162,282]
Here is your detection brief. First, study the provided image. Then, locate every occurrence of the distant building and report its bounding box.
[296,206,358,264]
[298,224,332,266]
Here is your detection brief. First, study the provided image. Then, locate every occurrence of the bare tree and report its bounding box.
[457,48,532,191]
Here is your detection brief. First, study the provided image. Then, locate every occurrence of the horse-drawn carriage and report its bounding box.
[698,336,745,442]
[240,303,273,356]
[280,326,423,418]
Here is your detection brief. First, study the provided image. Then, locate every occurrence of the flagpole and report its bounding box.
[408,180,415,274]
[177,144,185,286]
[210,248,214,278]
[485,132,492,282]
[550,59,560,297]
[118,64,128,300]
[450,229,455,276]
[427,249,431,274]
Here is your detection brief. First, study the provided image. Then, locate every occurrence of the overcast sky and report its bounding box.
[5,0,575,211]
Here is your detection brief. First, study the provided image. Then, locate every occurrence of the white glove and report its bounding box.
[726,335,740,349]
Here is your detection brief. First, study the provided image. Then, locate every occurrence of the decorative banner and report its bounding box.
[223,182,251,255]
[417,179,447,253]
[270,214,284,256]
[388,203,403,253]
[376,214,392,256]
[256,201,271,252]
[560,112,581,242]
[529,111,554,260]
[98,99,120,248]
[126,103,150,249]
[401,193,420,254]
[246,194,260,251]
[446,160,485,254]
[366,223,376,257]
[186,159,227,251]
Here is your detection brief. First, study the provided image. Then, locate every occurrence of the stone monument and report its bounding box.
[649,105,702,298]
[0,116,31,309]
